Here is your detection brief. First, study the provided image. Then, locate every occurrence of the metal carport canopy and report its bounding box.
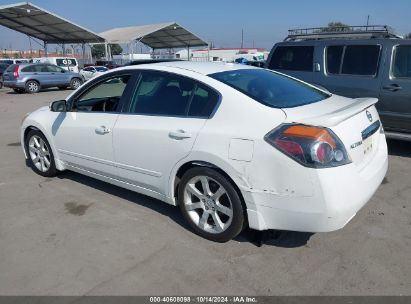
[99,22,208,49]
[0,2,105,44]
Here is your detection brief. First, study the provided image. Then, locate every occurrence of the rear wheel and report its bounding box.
[25,130,57,177]
[178,167,245,242]
[25,80,40,93]
[70,78,82,90]
[0,81,3,89]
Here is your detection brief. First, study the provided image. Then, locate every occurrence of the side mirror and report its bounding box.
[50,100,67,112]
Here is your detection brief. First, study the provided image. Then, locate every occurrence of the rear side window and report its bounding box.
[129,71,218,118]
[326,45,381,76]
[21,66,35,72]
[210,69,329,108]
[268,46,314,71]
[392,45,411,78]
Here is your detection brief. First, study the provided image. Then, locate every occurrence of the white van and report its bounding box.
[32,57,79,73]
[0,58,30,65]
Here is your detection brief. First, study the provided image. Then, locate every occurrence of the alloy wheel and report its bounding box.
[183,176,233,234]
[28,135,51,172]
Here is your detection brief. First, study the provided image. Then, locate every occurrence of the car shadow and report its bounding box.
[387,139,411,158]
[6,88,69,95]
[56,170,312,248]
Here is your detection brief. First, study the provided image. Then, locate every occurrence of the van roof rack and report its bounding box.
[285,25,401,41]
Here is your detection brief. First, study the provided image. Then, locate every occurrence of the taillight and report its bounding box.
[14,65,20,78]
[265,124,351,168]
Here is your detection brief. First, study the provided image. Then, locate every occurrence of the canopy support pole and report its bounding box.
[187,45,190,61]
[44,41,48,57]
[62,43,66,56]
[81,43,86,66]
[104,41,109,60]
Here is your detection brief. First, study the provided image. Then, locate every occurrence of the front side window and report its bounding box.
[47,65,65,73]
[128,71,218,118]
[392,45,411,78]
[210,69,329,108]
[268,46,314,71]
[73,75,131,112]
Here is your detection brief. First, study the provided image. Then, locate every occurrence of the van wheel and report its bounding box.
[178,167,244,242]
[25,130,57,177]
[25,80,40,93]
[70,78,82,90]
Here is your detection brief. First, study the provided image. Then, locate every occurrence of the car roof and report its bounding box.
[117,61,259,75]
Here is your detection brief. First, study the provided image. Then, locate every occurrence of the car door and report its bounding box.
[34,64,53,87]
[46,64,66,86]
[53,72,135,177]
[113,70,219,197]
[378,43,411,132]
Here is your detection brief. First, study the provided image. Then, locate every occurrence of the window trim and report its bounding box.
[123,69,222,119]
[66,70,138,114]
[325,44,382,78]
[390,44,411,80]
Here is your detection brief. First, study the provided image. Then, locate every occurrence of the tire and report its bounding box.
[70,78,82,90]
[178,167,245,242]
[0,81,3,89]
[25,130,57,177]
[58,86,67,90]
[25,80,40,93]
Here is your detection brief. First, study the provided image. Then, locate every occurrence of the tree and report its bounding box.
[321,22,351,32]
[91,44,123,58]
[405,33,411,39]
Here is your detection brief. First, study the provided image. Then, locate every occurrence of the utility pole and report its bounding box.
[241,29,244,48]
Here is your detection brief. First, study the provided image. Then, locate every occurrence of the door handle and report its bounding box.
[95,126,111,135]
[168,130,192,140]
[383,84,402,92]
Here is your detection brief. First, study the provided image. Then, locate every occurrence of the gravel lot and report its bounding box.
[0,87,410,296]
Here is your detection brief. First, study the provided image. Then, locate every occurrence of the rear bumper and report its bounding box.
[244,134,388,232]
[3,80,25,89]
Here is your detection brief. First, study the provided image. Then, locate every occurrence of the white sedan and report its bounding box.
[21,62,388,242]
[80,66,109,81]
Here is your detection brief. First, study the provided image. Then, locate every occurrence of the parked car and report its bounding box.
[21,62,387,242]
[127,59,183,66]
[80,66,109,81]
[0,63,10,89]
[95,60,122,69]
[266,25,411,140]
[3,63,82,93]
[32,57,80,73]
[0,58,30,65]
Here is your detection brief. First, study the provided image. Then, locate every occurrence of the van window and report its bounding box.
[56,58,77,67]
[268,46,314,71]
[342,45,380,75]
[392,45,411,78]
[326,46,344,74]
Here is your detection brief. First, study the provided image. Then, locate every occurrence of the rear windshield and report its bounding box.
[5,64,17,72]
[56,58,77,67]
[209,69,329,108]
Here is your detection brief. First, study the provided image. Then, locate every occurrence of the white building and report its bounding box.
[175,48,269,62]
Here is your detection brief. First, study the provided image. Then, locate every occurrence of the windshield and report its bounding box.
[209,69,329,108]
[56,58,77,67]
[95,67,108,72]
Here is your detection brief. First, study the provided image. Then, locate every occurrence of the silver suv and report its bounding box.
[2,63,82,93]
[266,26,411,140]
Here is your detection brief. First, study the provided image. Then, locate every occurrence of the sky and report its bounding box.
[0,0,410,51]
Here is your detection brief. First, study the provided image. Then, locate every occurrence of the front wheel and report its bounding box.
[178,167,245,242]
[70,78,82,90]
[25,130,57,177]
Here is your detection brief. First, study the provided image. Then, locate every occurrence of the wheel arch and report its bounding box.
[172,159,248,225]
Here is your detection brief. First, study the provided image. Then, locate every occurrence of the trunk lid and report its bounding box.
[282,95,382,168]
